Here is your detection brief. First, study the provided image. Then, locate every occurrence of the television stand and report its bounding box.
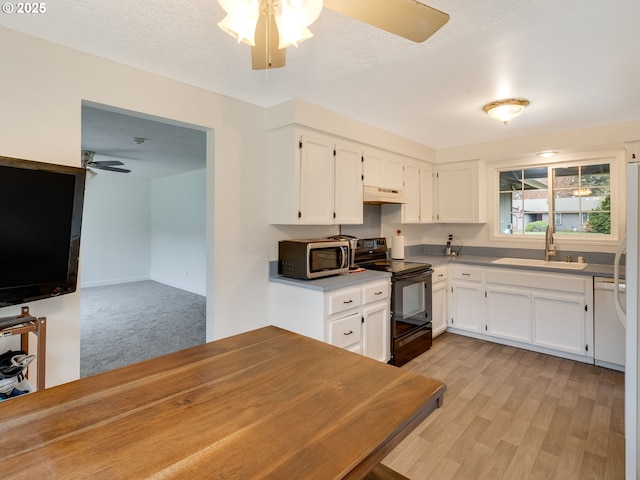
[0,306,46,391]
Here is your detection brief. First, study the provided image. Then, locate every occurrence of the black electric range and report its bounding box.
[354,238,433,366]
[354,238,431,275]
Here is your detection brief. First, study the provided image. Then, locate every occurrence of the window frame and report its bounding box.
[490,151,624,246]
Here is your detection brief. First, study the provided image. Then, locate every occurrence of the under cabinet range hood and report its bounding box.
[362,185,407,204]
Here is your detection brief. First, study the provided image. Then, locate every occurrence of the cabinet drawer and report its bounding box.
[432,266,447,284]
[329,313,362,348]
[327,288,361,315]
[452,265,483,282]
[363,281,389,304]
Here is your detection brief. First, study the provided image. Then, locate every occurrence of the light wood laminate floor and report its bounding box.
[383,333,625,479]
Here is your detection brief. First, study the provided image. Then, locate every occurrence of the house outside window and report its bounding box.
[497,159,614,239]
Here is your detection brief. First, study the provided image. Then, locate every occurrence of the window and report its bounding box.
[555,213,563,226]
[498,161,612,237]
[552,164,610,234]
[498,167,549,235]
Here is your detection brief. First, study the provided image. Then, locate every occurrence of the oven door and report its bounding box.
[390,269,433,366]
[391,269,432,338]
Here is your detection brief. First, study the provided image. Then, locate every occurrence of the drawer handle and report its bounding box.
[437,274,444,278]
[374,291,383,295]
[343,299,354,304]
[343,330,353,336]
[461,273,471,276]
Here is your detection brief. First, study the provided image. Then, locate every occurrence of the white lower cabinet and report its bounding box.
[431,265,448,337]
[270,278,391,362]
[448,265,593,362]
[449,265,484,333]
[485,288,531,342]
[362,302,390,362]
[532,294,586,355]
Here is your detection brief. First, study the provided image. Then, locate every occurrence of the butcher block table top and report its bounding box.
[0,326,446,479]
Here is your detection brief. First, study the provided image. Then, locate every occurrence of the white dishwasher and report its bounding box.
[594,277,626,371]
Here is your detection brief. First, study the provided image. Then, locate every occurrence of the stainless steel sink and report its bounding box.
[491,257,589,270]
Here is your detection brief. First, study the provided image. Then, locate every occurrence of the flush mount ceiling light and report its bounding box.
[483,98,530,125]
[216,0,450,70]
[537,151,557,158]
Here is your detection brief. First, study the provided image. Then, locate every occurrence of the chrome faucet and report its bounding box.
[544,225,557,261]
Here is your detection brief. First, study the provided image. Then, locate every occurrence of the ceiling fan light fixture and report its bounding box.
[483,98,530,125]
[218,11,260,45]
[218,0,322,50]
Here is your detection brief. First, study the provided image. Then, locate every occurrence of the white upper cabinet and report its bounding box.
[362,148,404,190]
[334,141,364,225]
[299,134,335,224]
[402,160,420,223]
[268,126,363,225]
[382,159,434,224]
[435,160,486,223]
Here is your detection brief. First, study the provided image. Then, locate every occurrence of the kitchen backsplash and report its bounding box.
[340,205,381,239]
[418,244,621,266]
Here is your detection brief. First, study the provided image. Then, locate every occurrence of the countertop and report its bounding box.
[405,253,621,278]
[270,268,392,291]
[0,326,446,479]
[269,254,621,292]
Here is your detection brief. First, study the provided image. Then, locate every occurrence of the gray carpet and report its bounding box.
[80,280,206,378]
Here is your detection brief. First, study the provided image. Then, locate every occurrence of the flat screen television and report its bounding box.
[0,155,86,307]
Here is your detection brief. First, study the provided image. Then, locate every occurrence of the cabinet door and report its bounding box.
[363,149,403,190]
[436,164,474,223]
[419,165,433,223]
[532,294,586,355]
[385,155,405,190]
[435,161,486,223]
[362,150,384,187]
[362,302,390,363]
[432,279,447,337]
[403,161,420,223]
[334,142,363,225]
[450,283,483,332]
[485,288,531,342]
[299,134,334,224]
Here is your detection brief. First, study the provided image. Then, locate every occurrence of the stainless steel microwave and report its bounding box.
[278,239,350,280]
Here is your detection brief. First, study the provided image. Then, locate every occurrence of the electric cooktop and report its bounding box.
[354,238,431,275]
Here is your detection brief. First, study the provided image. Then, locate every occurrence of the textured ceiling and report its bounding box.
[2,0,640,176]
[81,105,207,179]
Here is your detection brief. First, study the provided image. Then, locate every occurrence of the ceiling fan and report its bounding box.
[81,150,131,175]
[217,0,450,70]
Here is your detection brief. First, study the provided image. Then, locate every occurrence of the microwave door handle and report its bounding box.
[341,246,348,269]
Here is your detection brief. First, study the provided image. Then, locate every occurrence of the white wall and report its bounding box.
[0,27,268,386]
[151,169,206,295]
[81,174,151,287]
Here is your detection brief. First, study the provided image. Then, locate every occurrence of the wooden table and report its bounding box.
[0,326,445,479]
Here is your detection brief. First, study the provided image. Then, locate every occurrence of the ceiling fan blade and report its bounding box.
[251,13,286,70]
[91,160,125,167]
[323,0,449,43]
[95,165,131,173]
